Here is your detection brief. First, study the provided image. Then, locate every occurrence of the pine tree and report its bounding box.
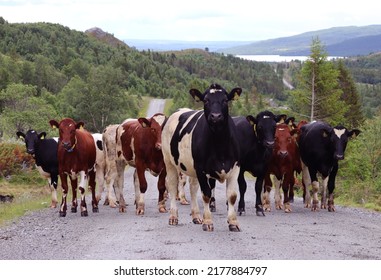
[290,38,348,124]
[336,60,364,128]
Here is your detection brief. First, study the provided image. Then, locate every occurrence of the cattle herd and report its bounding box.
[16,83,361,232]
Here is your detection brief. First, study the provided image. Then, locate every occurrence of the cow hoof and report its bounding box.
[92,207,99,213]
[180,199,190,205]
[159,206,167,213]
[169,217,178,226]
[289,198,294,203]
[256,207,265,217]
[328,206,336,212]
[228,224,241,232]
[59,211,66,217]
[136,209,145,215]
[192,218,202,224]
[284,208,292,213]
[202,223,214,232]
[71,207,77,213]
[81,211,88,217]
[238,210,246,216]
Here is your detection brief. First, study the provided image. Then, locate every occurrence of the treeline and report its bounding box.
[0,18,283,137]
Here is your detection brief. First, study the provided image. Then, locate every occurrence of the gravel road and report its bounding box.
[0,99,380,261]
[1,167,380,260]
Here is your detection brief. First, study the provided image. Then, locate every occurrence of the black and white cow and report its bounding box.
[162,84,242,232]
[233,111,277,216]
[298,121,360,211]
[17,130,59,208]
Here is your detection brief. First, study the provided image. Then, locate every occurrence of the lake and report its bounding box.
[237,55,341,62]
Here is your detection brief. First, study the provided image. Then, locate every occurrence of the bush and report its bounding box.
[0,142,34,178]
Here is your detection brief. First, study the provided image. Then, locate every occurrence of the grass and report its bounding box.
[0,174,52,226]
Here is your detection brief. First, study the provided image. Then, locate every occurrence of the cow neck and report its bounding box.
[65,136,77,153]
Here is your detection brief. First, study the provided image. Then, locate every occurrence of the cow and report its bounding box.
[262,123,302,213]
[298,121,360,212]
[49,118,98,217]
[97,124,122,208]
[233,111,277,216]
[115,113,167,214]
[16,130,59,208]
[162,83,242,232]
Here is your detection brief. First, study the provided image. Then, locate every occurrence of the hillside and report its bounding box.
[219,25,381,56]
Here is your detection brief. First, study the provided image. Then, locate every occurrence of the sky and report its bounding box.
[1,0,381,42]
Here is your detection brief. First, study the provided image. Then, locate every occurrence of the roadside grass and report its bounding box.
[0,171,52,226]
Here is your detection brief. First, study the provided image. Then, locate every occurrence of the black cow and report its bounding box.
[162,84,242,232]
[17,130,59,208]
[298,121,360,211]
[234,111,277,216]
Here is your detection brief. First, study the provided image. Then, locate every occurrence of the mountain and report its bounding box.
[85,27,128,48]
[218,25,381,56]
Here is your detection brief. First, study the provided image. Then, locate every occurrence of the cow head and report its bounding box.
[190,84,242,132]
[138,115,164,150]
[49,118,84,152]
[246,110,277,148]
[274,123,295,158]
[322,125,361,160]
[16,130,46,155]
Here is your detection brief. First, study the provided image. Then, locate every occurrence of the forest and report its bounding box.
[0,17,380,210]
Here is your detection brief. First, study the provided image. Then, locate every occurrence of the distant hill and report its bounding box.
[85,27,128,48]
[219,25,381,56]
[123,39,252,52]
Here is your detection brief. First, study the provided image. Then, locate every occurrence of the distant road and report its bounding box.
[146,98,166,117]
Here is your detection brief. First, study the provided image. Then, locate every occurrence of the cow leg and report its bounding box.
[209,179,216,212]
[321,176,328,210]
[89,170,98,213]
[166,164,179,226]
[177,172,189,205]
[103,161,118,207]
[78,171,88,216]
[134,169,146,215]
[116,160,127,213]
[302,162,312,208]
[70,177,78,213]
[50,173,59,208]
[189,177,202,224]
[198,172,213,232]
[274,176,283,210]
[263,173,272,212]
[289,175,295,203]
[226,167,240,232]
[255,175,265,216]
[237,170,247,215]
[157,170,167,213]
[327,163,338,212]
[59,174,68,217]
[95,165,105,204]
[282,173,292,213]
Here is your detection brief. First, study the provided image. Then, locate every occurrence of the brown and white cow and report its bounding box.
[49,118,98,217]
[263,123,302,213]
[115,113,167,214]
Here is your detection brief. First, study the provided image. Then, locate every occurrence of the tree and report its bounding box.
[290,38,348,124]
[0,84,59,138]
[336,60,365,128]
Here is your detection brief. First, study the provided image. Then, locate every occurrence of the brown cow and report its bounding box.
[263,123,301,213]
[49,118,98,217]
[115,113,167,214]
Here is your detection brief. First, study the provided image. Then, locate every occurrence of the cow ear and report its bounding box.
[76,121,85,130]
[49,120,59,129]
[246,115,257,126]
[275,114,287,123]
[189,89,204,102]
[138,118,151,128]
[348,129,361,138]
[227,87,242,101]
[38,132,46,140]
[322,128,331,138]
[16,131,26,140]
